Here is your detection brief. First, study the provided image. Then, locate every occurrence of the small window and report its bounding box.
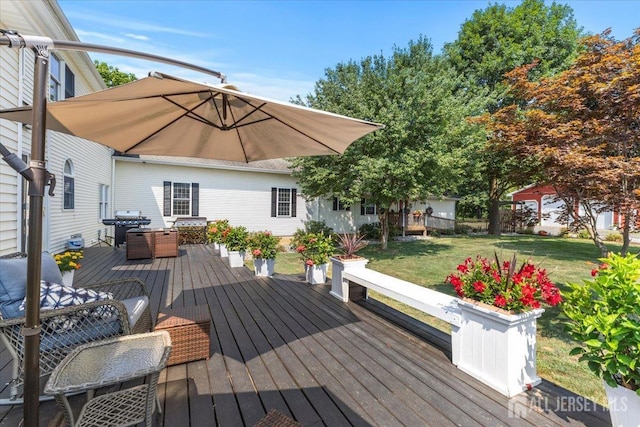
[361,199,377,215]
[99,184,110,220]
[333,197,347,211]
[63,159,74,210]
[271,187,297,218]
[49,55,61,102]
[172,183,191,216]
[64,65,75,99]
[278,188,292,217]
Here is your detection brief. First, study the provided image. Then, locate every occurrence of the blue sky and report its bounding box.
[57,0,640,101]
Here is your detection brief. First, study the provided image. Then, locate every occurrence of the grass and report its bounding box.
[271,234,639,407]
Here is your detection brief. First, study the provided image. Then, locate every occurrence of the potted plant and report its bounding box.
[207,219,230,250]
[248,230,280,277]
[294,232,335,284]
[54,250,83,286]
[445,253,562,397]
[330,234,369,301]
[563,252,640,426]
[217,223,233,257]
[223,226,249,268]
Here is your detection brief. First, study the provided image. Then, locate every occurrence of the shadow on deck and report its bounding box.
[0,245,611,426]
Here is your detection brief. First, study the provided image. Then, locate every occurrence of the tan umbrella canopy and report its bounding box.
[0,72,383,162]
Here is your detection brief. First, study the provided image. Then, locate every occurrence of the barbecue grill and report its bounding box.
[102,210,151,247]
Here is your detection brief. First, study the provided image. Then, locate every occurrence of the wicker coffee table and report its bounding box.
[155,305,211,366]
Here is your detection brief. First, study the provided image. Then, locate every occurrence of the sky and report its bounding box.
[57,0,640,101]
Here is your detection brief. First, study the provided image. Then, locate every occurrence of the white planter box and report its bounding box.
[61,270,75,287]
[253,258,275,277]
[306,263,328,284]
[456,299,544,397]
[227,250,245,268]
[604,381,640,427]
[330,256,368,302]
[213,242,220,250]
[219,243,229,257]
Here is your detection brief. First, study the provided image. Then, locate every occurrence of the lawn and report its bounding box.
[273,234,640,406]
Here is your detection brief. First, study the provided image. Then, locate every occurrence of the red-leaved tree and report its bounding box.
[484,29,640,256]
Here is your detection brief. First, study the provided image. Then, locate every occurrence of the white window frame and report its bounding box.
[363,199,377,215]
[49,54,61,102]
[172,182,191,216]
[277,188,293,217]
[99,184,110,220]
[63,159,74,210]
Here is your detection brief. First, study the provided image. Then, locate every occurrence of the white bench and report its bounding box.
[341,268,462,365]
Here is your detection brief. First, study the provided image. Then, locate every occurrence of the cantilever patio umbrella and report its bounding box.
[0,71,382,162]
[0,33,383,427]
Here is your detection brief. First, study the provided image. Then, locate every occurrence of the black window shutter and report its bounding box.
[191,183,199,216]
[361,198,365,215]
[163,181,171,216]
[64,65,75,98]
[291,189,297,217]
[332,197,338,211]
[271,188,277,217]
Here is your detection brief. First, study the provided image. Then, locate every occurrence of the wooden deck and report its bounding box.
[0,245,611,426]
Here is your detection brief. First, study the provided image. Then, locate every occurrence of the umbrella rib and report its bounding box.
[123,96,218,153]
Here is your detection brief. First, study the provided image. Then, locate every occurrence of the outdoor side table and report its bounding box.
[44,331,172,427]
[155,305,210,366]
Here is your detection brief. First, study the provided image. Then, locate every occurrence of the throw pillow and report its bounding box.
[0,252,64,318]
[19,281,114,311]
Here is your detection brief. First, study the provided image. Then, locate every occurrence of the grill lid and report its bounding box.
[115,210,143,219]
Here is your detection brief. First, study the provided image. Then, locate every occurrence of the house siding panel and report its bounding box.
[0,0,107,255]
[114,160,310,236]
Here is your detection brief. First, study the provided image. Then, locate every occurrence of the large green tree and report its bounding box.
[444,0,582,233]
[291,37,484,249]
[94,60,137,88]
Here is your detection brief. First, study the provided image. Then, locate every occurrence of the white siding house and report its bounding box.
[113,156,312,235]
[0,0,109,256]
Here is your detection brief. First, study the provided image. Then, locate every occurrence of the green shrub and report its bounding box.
[358,222,381,240]
[223,226,249,251]
[604,231,623,242]
[576,229,591,239]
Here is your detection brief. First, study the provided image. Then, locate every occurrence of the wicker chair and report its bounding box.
[0,252,152,404]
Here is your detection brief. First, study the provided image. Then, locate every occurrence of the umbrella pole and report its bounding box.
[22,47,50,427]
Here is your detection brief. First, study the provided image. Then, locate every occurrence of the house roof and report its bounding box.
[113,154,293,174]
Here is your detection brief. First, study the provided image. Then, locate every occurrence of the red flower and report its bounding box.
[447,253,562,312]
[305,259,314,266]
[591,269,598,277]
[473,281,486,293]
[296,245,306,253]
[494,294,507,307]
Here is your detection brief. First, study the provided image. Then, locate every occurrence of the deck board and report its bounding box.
[0,245,611,426]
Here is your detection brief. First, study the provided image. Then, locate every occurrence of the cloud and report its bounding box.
[123,33,150,41]
[65,10,212,38]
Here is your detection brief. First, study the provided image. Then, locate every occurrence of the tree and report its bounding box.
[291,37,484,249]
[94,60,137,88]
[444,0,582,234]
[484,29,640,256]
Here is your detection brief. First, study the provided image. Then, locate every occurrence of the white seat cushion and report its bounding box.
[120,295,149,327]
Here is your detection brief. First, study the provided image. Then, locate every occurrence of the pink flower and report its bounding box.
[296,245,306,253]
[305,259,314,266]
[252,249,262,257]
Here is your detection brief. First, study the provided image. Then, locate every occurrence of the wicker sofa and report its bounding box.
[0,252,152,403]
